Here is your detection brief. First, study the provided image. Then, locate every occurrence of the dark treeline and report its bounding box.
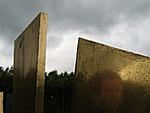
[0,66,75,113]
[0,67,13,93]
[45,70,75,113]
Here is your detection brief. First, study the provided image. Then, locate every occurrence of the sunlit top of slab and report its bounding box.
[76,37,150,86]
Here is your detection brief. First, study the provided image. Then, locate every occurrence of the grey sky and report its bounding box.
[0,0,150,72]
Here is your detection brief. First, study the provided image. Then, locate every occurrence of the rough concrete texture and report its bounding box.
[13,12,48,113]
[72,38,150,113]
[0,92,3,113]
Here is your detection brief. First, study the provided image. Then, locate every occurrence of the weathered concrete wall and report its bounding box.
[0,92,3,113]
[13,12,48,113]
[72,38,150,113]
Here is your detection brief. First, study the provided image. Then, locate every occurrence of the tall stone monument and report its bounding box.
[13,12,48,113]
[72,38,150,113]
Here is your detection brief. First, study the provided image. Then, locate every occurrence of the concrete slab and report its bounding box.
[13,12,48,113]
[72,38,150,113]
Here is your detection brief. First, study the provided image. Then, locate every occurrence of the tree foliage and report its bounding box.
[0,66,75,113]
[45,70,75,113]
[0,66,13,93]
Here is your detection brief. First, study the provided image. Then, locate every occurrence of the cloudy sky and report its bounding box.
[0,0,150,72]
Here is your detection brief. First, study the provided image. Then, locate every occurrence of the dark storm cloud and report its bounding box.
[45,0,150,34]
[0,0,150,44]
[1,0,150,71]
[0,0,43,42]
